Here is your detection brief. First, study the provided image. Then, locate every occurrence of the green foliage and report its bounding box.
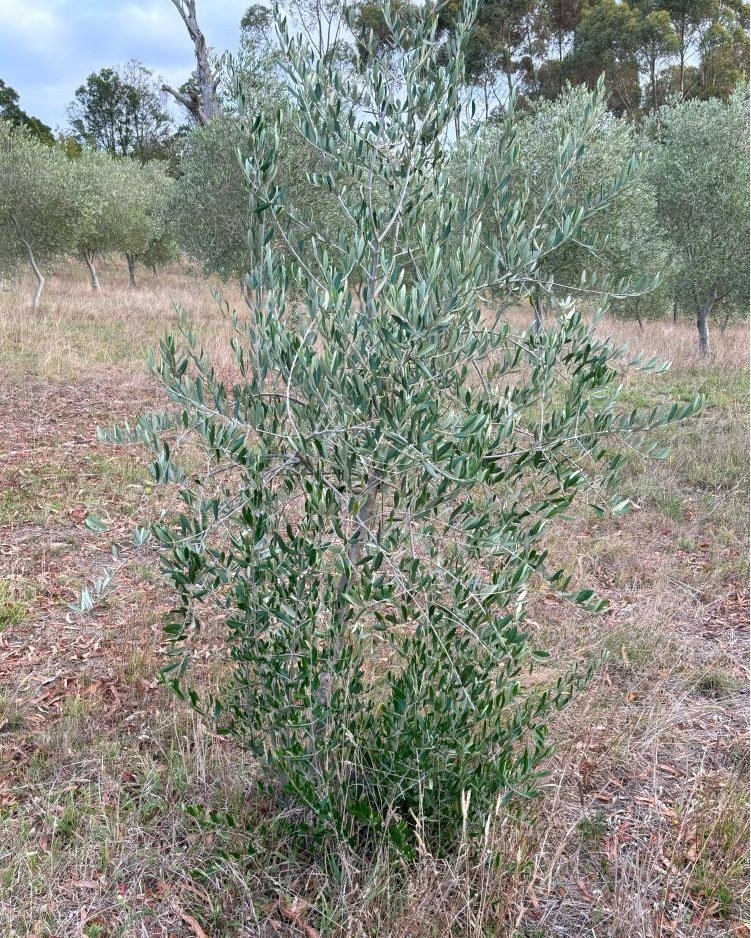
[105,2,699,854]
[166,115,254,279]
[648,87,750,349]
[0,122,80,307]
[565,0,643,114]
[0,79,53,144]
[510,82,669,324]
[69,150,178,288]
[67,61,174,161]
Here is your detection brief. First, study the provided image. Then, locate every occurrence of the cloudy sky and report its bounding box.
[0,0,250,131]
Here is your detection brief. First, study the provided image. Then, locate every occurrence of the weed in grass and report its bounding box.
[688,783,749,919]
[0,578,36,629]
[577,809,610,847]
[689,667,742,699]
[0,692,24,733]
[603,626,662,676]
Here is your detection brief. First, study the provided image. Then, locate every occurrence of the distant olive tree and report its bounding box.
[98,1,698,855]
[68,152,133,289]
[167,115,253,280]
[649,87,750,354]
[0,122,79,310]
[117,160,178,287]
[509,82,668,331]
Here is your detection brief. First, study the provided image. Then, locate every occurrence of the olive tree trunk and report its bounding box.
[531,292,545,334]
[11,216,45,312]
[126,254,137,288]
[26,242,45,312]
[696,286,718,357]
[82,250,101,291]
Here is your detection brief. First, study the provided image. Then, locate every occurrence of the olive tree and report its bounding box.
[510,82,668,331]
[649,87,750,354]
[99,1,697,852]
[167,115,253,280]
[168,107,335,284]
[117,160,178,287]
[70,150,120,290]
[0,122,79,310]
[70,150,174,290]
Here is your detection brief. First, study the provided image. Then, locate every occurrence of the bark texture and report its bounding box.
[163,0,219,126]
[696,286,717,357]
[82,251,101,291]
[126,253,137,288]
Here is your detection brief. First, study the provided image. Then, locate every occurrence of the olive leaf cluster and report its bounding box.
[107,1,700,852]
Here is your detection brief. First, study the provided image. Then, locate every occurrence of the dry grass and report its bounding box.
[0,261,748,937]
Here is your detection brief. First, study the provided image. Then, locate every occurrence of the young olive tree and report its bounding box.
[71,150,170,290]
[167,115,253,280]
[117,160,178,287]
[510,82,668,331]
[103,1,698,851]
[70,150,120,290]
[649,87,750,355]
[0,122,79,310]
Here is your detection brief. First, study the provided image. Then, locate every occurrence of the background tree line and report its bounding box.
[0,0,748,353]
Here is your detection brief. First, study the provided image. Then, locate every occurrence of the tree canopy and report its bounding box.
[0,79,54,144]
[648,87,750,353]
[67,61,174,161]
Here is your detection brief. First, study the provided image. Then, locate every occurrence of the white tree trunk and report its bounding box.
[24,240,45,312]
[531,293,545,335]
[11,215,45,311]
[83,251,101,291]
[163,0,219,125]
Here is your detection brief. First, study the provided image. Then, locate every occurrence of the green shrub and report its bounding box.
[102,1,699,854]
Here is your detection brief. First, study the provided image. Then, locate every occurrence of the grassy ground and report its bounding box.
[0,260,748,937]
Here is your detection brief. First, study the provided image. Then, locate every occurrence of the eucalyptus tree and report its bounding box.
[100,0,698,853]
[163,0,220,125]
[649,87,749,354]
[68,61,174,161]
[0,79,54,144]
[0,122,79,310]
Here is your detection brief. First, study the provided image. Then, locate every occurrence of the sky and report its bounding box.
[0,0,250,131]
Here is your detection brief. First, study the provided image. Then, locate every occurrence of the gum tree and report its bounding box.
[0,122,79,310]
[99,1,698,852]
[650,87,750,354]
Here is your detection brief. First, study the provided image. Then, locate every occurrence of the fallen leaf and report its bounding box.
[177,910,209,938]
[280,901,319,938]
